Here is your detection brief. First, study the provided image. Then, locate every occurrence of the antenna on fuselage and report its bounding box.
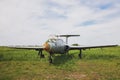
[56,35,80,44]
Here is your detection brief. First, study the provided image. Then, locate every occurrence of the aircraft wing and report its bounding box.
[9,46,44,51]
[69,45,118,50]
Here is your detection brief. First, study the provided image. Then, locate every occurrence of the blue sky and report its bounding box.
[0,0,120,45]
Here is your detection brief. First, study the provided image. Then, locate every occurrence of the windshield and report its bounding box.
[46,38,57,43]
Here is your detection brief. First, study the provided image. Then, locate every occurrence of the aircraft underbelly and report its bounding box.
[49,43,65,54]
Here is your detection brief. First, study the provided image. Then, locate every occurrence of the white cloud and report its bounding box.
[0,0,120,46]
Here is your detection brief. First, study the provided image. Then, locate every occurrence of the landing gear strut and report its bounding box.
[49,53,53,63]
[49,56,52,63]
[38,50,45,58]
[78,49,82,59]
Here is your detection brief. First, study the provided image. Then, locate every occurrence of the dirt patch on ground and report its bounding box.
[66,72,87,80]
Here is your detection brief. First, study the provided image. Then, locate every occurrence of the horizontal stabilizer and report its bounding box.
[56,35,80,37]
[55,34,80,44]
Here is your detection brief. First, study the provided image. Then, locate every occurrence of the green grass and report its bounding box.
[0,46,120,80]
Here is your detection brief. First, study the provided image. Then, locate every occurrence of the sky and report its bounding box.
[0,0,120,46]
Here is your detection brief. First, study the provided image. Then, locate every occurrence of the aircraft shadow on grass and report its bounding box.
[52,54,75,65]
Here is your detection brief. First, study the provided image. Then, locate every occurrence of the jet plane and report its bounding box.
[10,35,118,63]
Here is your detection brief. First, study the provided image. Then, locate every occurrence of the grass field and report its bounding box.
[0,46,120,80]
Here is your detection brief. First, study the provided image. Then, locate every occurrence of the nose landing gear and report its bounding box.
[49,52,53,63]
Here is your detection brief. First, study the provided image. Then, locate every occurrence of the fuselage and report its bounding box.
[43,38,69,54]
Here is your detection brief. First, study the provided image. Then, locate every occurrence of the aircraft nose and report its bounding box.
[43,42,50,52]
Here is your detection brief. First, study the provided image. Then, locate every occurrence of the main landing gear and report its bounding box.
[38,50,82,63]
[38,50,53,63]
[78,49,82,59]
[38,50,45,58]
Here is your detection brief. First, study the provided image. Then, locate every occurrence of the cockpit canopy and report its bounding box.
[46,38,56,43]
[46,38,64,43]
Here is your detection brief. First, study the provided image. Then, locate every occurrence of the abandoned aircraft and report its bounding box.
[10,35,118,63]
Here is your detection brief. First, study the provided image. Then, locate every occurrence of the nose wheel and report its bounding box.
[49,52,53,63]
[49,56,52,63]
